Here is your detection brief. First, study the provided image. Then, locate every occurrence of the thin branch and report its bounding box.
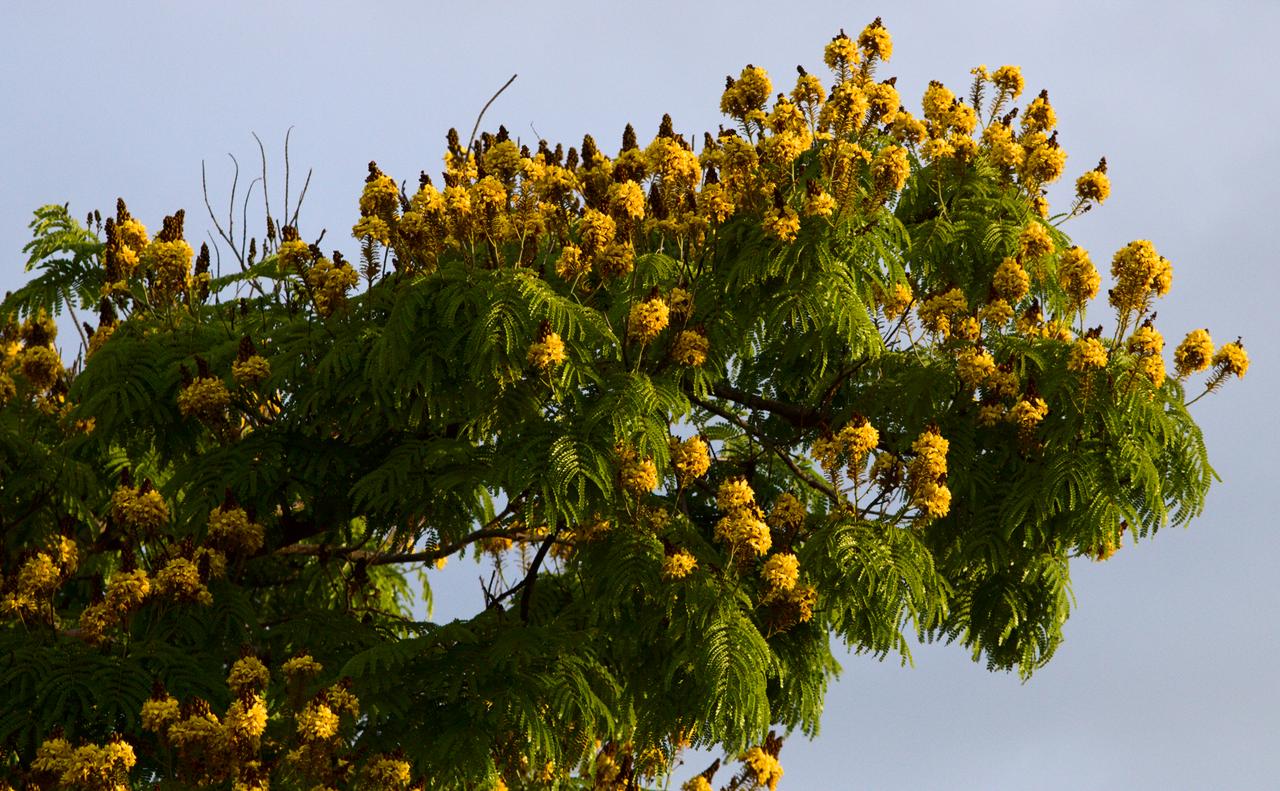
[290,168,312,229]
[465,74,519,158]
[252,131,272,246]
[688,391,840,504]
[711,382,820,428]
[284,126,294,229]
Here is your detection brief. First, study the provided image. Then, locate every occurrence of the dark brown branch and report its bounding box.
[710,382,821,428]
[519,528,559,623]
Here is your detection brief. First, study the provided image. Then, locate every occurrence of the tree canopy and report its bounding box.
[0,19,1247,791]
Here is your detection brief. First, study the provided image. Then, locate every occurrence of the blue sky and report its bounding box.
[3,2,1278,788]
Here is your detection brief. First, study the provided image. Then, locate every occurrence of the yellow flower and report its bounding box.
[804,190,837,218]
[1058,246,1100,307]
[1068,337,1109,372]
[992,65,1025,98]
[1021,90,1057,133]
[662,550,698,580]
[722,64,773,120]
[918,288,968,338]
[993,257,1030,302]
[208,505,265,554]
[979,298,1014,327]
[579,209,616,255]
[554,244,589,280]
[1138,353,1166,386]
[742,747,784,791]
[761,553,800,595]
[1212,340,1249,378]
[714,507,772,556]
[359,172,401,218]
[283,654,324,680]
[609,180,646,220]
[228,656,270,696]
[1021,139,1067,184]
[278,239,312,270]
[682,776,713,791]
[763,205,800,242]
[922,81,956,126]
[823,31,859,74]
[1018,222,1054,260]
[865,81,901,123]
[767,493,806,530]
[910,429,949,480]
[1109,240,1170,312]
[111,485,170,531]
[367,756,414,789]
[629,297,670,343]
[154,558,212,605]
[670,436,711,483]
[717,479,756,512]
[1008,397,1049,430]
[956,348,997,390]
[141,695,181,733]
[618,447,659,496]
[1127,325,1164,356]
[913,479,952,518]
[527,332,567,371]
[877,281,913,320]
[1076,169,1110,203]
[871,145,911,192]
[178,376,230,420]
[226,695,268,742]
[672,329,709,366]
[1174,329,1214,377]
[105,568,151,613]
[232,355,271,387]
[857,18,893,61]
[297,701,339,742]
[17,345,61,391]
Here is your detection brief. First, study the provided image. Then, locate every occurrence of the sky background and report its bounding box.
[3,2,1278,788]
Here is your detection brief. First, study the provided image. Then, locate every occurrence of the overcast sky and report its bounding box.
[3,2,1278,788]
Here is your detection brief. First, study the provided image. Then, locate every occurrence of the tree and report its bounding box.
[0,18,1247,791]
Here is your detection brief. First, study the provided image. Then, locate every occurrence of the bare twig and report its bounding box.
[465,74,519,158]
[252,132,272,246]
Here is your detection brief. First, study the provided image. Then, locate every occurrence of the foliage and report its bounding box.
[0,20,1246,791]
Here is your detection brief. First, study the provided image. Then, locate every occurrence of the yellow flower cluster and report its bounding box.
[1058,246,1100,308]
[811,419,879,479]
[0,548,73,620]
[178,376,230,421]
[1008,396,1050,431]
[32,735,135,790]
[742,746,784,791]
[232,354,271,387]
[918,288,969,338]
[298,701,340,742]
[629,296,670,343]
[714,479,772,557]
[857,17,893,61]
[908,429,951,519]
[1076,168,1111,203]
[283,653,324,680]
[1018,222,1055,261]
[1173,329,1214,377]
[955,347,997,391]
[208,505,265,554]
[527,330,567,371]
[228,655,270,697]
[762,205,801,242]
[154,557,213,605]
[876,281,913,320]
[226,694,268,745]
[761,552,800,596]
[871,145,910,192]
[993,257,1030,302]
[1109,240,1172,314]
[144,239,195,302]
[617,446,659,495]
[306,255,360,317]
[111,484,170,530]
[1068,337,1109,372]
[1212,340,1249,378]
[672,329,709,366]
[367,756,414,789]
[670,435,711,483]
[662,549,698,580]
